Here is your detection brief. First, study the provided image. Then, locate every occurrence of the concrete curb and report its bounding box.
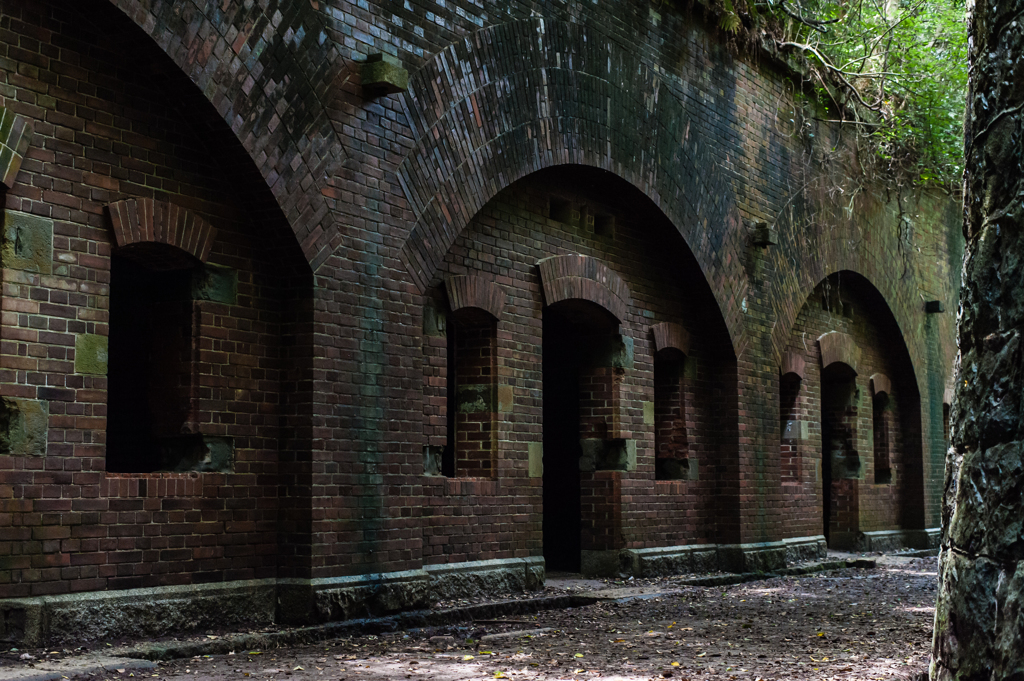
[1,658,157,681]
[32,557,876,674]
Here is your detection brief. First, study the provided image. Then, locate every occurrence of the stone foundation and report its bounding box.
[1,558,546,646]
[0,579,277,647]
[619,536,826,578]
[829,528,941,552]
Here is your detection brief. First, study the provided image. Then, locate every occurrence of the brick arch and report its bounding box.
[107,0,343,269]
[108,198,216,265]
[394,18,742,354]
[537,254,630,322]
[777,268,925,393]
[781,350,806,380]
[652,322,692,357]
[818,331,860,374]
[870,373,892,397]
[445,275,507,320]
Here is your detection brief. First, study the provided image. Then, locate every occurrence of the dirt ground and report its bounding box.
[10,555,936,681]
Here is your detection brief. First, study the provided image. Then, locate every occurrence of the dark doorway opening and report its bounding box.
[820,363,858,545]
[542,300,618,572]
[106,252,195,473]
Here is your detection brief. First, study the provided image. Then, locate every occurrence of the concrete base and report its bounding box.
[581,550,621,578]
[426,557,546,600]
[1,557,546,646]
[619,536,826,578]
[0,579,277,646]
[783,535,828,563]
[718,541,788,573]
[277,557,546,623]
[829,528,941,552]
[618,544,719,577]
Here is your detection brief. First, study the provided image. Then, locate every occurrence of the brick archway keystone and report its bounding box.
[537,254,630,322]
[445,275,507,320]
[818,331,860,374]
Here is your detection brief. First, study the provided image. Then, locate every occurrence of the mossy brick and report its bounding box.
[497,385,514,412]
[74,334,108,375]
[361,53,408,95]
[0,0,961,620]
[0,398,48,457]
[2,210,52,274]
[528,443,543,478]
[192,264,238,305]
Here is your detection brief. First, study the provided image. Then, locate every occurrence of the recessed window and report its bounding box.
[654,348,690,480]
[106,251,232,473]
[550,197,579,226]
[873,392,892,484]
[446,310,498,478]
[780,373,802,482]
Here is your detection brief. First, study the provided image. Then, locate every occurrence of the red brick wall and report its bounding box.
[0,0,959,605]
[423,172,735,559]
[0,1,311,597]
[779,277,923,542]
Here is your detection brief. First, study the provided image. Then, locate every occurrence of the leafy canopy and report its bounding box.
[708,0,967,189]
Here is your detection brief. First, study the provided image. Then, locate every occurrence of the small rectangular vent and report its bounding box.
[550,198,579,225]
[594,213,615,238]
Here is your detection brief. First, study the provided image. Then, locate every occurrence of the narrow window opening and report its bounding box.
[654,348,689,480]
[550,197,579,226]
[943,402,951,443]
[446,310,497,478]
[780,373,802,483]
[873,392,893,484]
[594,213,615,238]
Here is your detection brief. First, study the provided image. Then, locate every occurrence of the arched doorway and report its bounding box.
[820,361,859,544]
[542,299,623,571]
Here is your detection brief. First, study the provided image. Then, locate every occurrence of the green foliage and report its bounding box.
[694,0,968,189]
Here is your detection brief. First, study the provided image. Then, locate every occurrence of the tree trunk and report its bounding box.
[931,1,1024,678]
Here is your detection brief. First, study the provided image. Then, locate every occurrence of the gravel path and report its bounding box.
[32,554,937,681]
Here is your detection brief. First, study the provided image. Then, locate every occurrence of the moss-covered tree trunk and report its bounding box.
[930,1,1024,678]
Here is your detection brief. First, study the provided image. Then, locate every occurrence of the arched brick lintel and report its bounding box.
[781,350,805,380]
[394,18,741,356]
[818,331,860,374]
[445,275,507,320]
[652,322,691,356]
[870,373,892,397]
[108,198,217,263]
[537,254,630,322]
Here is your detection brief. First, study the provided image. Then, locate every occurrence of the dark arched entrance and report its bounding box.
[542,299,622,572]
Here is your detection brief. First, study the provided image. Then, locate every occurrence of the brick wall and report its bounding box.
[779,276,925,542]
[0,0,960,606]
[0,0,311,596]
